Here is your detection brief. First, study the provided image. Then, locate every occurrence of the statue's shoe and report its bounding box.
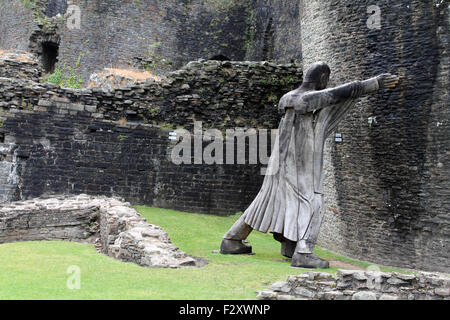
[281,240,296,258]
[220,239,252,254]
[291,253,330,269]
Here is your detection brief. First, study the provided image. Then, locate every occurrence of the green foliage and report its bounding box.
[37,14,49,27]
[149,41,162,49]
[44,66,63,85]
[144,42,171,71]
[43,49,87,89]
[159,123,174,130]
[65,66,83,89]
[138,113,150,124]
[148,106,160,117]
[44,64,83,89]
[282,76,297,85]
[267,93,279,103]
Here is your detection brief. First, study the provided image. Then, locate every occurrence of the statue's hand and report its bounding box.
[377,73,399,88]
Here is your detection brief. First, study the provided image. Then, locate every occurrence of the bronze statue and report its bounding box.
[220,62,399,268]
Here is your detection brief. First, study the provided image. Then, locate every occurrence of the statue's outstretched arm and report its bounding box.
[288,73,399,114]
[322,73,399,137]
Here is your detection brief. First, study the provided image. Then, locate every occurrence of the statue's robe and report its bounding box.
[241,78,380,252]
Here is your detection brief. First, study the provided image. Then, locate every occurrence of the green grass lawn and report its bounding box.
[0,206,406,300]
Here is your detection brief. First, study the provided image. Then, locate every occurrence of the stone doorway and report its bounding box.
[40,41,59,73]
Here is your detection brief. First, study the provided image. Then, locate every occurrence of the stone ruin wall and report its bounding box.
[0,0,303,81]
[258,270,450,301]
[0,0,36,52]
[0,57,302,215]
[0,195,202,268]
[1,0,255,81]
[0,51,42,82]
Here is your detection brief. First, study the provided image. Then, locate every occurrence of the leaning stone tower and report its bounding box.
[300,0,449,272]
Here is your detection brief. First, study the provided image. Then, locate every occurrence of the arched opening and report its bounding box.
[40,42,59,73]
[262,17,275,61]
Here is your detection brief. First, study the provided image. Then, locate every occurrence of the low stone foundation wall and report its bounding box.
[0,195,202,268]
[0,196,98,243]
[257,270,450,300]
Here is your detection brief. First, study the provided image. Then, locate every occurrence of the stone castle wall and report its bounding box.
[0,59,302,215]
[0,0,36,52]
[246,0,302,63]
[0,51,42,82]
[300,0,449,272]
[1,0,257,81]
[0,0,302,82]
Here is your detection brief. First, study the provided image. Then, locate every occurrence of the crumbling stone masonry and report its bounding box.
[1,0,303,82]
[1,0,256,81]
[0,51,42,83]
[0,195,202,268]
[258,270,450,301]
[0,57,302,215]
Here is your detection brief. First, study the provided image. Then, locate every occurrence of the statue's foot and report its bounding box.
[220,239,252,254]
[291,253,330,269]
[280,240,296,258]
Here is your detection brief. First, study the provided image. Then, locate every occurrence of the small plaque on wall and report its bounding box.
[169,131,178,141]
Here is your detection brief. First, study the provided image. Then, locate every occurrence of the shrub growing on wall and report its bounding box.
[44,63,83,89]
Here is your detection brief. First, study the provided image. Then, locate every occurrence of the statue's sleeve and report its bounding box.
[283,77,379,114]
[319,77,380,137]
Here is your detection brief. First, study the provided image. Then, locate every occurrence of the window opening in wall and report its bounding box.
[262,17,275,61]
[41,41,59,73]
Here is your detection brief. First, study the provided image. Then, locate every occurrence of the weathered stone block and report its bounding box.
[435,288,450,297]
[0,195,204,269]
[352,291,377,300]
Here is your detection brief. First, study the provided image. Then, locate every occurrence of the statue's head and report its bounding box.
[304,62,331,90]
